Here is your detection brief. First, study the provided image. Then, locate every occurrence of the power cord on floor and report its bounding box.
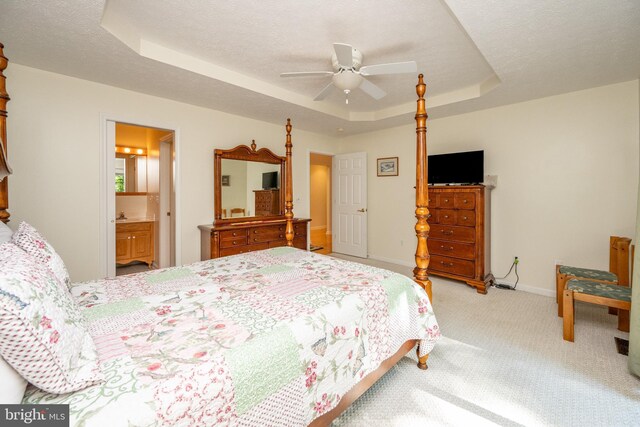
[493,257,519,290]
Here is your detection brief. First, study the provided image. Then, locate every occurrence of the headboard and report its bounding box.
[0,43,10,223]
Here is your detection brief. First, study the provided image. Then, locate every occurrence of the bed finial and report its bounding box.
[413,74,432,303]
[0,42,10,224]
[284,118,294,246]
[250,139,257,151]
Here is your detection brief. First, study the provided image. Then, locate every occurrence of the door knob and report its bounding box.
[357,208,367,212]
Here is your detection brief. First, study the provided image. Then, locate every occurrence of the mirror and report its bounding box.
[221,159,280,218]
[214,142,286,223]
[115,152,147,194]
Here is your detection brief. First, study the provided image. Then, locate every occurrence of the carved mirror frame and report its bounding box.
[214,140,286,224]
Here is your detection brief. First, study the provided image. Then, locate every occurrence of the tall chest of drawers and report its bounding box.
[253,190,280,216]
[427,185,493,294]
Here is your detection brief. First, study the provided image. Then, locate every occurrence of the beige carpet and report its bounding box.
[330,254,640,427]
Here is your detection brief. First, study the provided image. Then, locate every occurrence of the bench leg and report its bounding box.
[563,289,575,342]
[557,274,568,317]
[609,307,618,315]
[618,309,630,332]
[555,266,561,303]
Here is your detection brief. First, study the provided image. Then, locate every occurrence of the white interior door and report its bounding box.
[332,152,367,258]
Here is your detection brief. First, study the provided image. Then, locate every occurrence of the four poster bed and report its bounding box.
[0,42,438,426]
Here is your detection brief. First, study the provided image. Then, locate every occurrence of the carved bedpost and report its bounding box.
[0,43,10,224]
[413,74,432,303]
[284,119,294,246]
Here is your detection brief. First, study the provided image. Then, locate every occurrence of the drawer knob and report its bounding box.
[132,236,136,239]
[254,230,258,234]
[233,241,238,245]
[254,238,258,242]
[444,199,449,203]
[128,236,131,240]
[427,214,432,219]
[233,232,237,236]
[463,199,468,203]
[279,234,283,238]
[444,215,449,219]
[462,216,468,220]
[441,230,453,235]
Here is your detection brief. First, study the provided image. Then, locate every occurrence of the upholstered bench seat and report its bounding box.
[558,266,617,283]
[566,279,631,302]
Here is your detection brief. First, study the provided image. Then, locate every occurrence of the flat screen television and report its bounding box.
[262,171,279,190]
[428,150,484,185]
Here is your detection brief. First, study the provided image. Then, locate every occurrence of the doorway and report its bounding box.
[309,153,333,255]
[102,120,178,277]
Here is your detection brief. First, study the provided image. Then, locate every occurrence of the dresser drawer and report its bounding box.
[220,237,248,248]
[220,229,247,240]
[116,222,153,232]
[250,231,285,243]
[430,255,475,278]
[428,193,437,207]
[438,209,456,225]
[430,224,475,243]
[220,242,269,257]
[249,225,280,236]
[438,194,455,208]
[456,211,475,227]
[428,239,475,260]
[454,193,476,210]
[427,209,439,224]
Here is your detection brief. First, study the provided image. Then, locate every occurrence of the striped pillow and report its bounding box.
[0,242,102,393]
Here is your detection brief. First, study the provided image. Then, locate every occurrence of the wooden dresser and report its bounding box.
[199,219,310,260]
[116,220,155,267]
[427,185,493,293]
[254,189,280,216]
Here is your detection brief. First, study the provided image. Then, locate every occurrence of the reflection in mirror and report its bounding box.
[115,152,147,193]
[221,159,280,218]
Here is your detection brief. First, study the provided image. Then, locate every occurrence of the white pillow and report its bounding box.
[0,355,27,404]
[0,221,11,244]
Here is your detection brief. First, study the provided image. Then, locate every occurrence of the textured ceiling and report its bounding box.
[0,0,638,136]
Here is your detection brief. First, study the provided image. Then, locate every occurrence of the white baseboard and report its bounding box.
[493,279,555,298]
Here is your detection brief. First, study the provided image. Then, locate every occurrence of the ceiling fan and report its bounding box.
[280,43,418,104]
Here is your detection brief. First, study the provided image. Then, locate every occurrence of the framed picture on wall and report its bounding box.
[377,157,399,177]
[221,175,230,186]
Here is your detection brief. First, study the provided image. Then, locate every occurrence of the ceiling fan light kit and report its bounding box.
[280,43,418,104]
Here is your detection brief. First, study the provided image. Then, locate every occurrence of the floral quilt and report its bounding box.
[23,247,439,426]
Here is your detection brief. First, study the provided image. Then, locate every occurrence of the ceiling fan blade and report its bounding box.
[359,78,386,100]
[280,71,334,78]
[359,61,417,76]
[333,43,354,68]
[314,83,335,101]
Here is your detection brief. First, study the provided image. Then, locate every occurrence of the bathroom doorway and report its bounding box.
[309,153,333,255]
[101,119,180,278]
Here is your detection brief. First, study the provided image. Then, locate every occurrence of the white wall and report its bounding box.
[339,80,640,295]
[6,64,336,281]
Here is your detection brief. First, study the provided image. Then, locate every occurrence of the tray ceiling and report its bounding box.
[0,0,638,136]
